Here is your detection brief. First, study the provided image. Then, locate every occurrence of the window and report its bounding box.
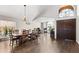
[0,20,16,35]
[59,5,74,17]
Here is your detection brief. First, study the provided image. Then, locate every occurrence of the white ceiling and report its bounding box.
[0,5,24,19]
[0,5,76,21]
[0,5,60,20]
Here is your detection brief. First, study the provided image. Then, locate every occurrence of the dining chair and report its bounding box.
[9,34,18,47]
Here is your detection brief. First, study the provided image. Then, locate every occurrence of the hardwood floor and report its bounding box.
[0,40,11,53]
[0,33,79,53]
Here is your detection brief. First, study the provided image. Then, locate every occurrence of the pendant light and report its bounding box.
[24,5,26,21]
[23,5,30,25]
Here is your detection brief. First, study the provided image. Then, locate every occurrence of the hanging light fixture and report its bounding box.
[23,5,30,25]
[24,5,26,21]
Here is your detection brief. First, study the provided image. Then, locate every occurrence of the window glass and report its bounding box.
[59,9,74,17]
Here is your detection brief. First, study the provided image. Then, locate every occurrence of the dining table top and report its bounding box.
[12,34,30,37]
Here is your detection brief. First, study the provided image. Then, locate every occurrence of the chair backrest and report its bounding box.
[9,34,13,40]
[13,29,19,34]
[26,30,29,35]
[22,30,29,35]
[32,30,35,33]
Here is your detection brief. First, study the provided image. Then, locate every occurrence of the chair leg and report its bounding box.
[12,40,14,47]
[9,40,12,46]
[16,40,18,46]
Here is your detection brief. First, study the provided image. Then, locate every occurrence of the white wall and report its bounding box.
[76,17,79,44]
[0,15,17,27]
[76,6,79,44]
[13,17,41,34]
[56,16,76,20]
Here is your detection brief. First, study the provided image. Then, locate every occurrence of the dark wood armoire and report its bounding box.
[57,18,76,41]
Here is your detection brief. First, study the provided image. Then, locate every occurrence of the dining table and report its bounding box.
[12,34,28,45]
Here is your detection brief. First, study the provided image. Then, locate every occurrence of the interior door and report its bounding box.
[57,19,76,41]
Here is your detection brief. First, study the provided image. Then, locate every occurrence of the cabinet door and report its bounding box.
[57,20,64,40]
[57,19,76,41]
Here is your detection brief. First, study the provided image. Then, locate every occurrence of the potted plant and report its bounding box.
[4,26,8,36]
[8,27,13,35]
[50,28,55,39]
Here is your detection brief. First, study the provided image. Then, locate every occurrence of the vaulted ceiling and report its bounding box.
[0,5,60,20]
[0,5,76,21]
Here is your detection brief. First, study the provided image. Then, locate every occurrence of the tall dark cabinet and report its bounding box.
[57,18,76,41]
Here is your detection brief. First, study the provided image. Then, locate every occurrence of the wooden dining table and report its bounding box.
[12,34,28,45]
[12,32,37,46]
